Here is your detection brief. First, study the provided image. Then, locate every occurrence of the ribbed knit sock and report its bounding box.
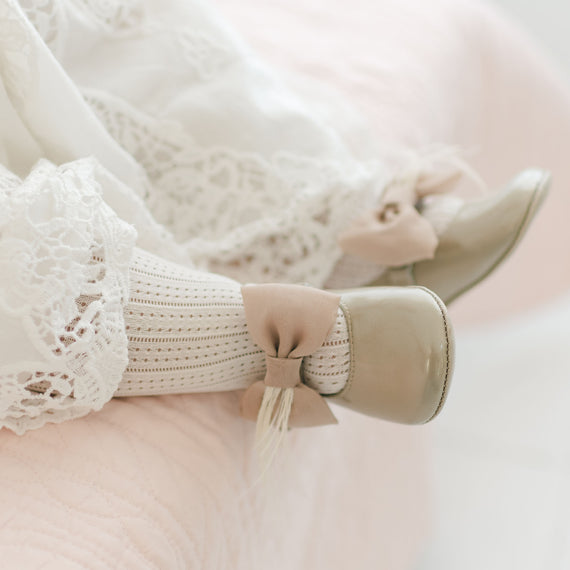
[115,248,350,397]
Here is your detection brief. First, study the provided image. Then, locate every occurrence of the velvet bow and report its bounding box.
[240,283,340,428]
[338,163,462,266]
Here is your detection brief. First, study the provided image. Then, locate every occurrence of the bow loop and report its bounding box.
[242,283,341,359]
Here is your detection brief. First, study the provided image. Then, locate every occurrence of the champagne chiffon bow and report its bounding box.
[338,161,463,266]
[240,283,340,429]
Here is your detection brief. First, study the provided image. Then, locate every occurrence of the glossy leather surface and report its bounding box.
[327,286,454,424]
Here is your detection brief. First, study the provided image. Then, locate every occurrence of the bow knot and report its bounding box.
[264,356,302,388]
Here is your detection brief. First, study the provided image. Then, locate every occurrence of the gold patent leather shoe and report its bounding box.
[240,284,454,430]
[327,286,454,424]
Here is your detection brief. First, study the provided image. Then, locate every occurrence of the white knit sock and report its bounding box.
[115,249,350,397]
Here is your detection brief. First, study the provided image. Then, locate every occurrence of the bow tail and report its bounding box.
[288,384,338,428]
[242,381,296,474]
[241,379,338,473]
[241,381,338,429]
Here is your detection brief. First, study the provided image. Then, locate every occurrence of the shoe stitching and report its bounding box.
[416,287,452,423]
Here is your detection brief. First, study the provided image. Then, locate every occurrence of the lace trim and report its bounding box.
[0,158,136,434]
[3,1,389,288]
[83,88,384,285]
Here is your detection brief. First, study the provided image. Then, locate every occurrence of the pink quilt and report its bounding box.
[2,1,570,568]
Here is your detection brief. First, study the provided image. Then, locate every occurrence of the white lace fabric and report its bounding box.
[0,0,460,432]
[0,158,136,434]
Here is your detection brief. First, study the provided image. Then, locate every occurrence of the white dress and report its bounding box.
[0,0,426,433]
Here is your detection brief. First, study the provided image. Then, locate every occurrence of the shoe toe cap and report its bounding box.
[331,286,454,424]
